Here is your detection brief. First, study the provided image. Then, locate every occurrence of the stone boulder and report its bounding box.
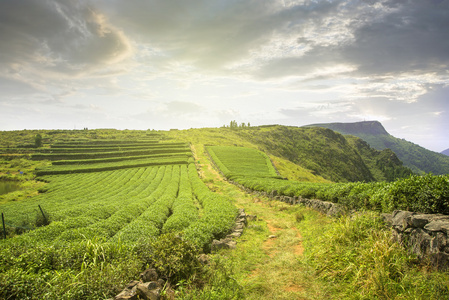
[211,238,237,252]
[391,210,415,231]
[136,282,161,300]
[114,281,139,300]
[140,268,158,283]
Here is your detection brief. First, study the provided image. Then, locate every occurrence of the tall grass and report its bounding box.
[299,211,449,299]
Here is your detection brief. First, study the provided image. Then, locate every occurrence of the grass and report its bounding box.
[182,142,332,299]
[0,158,50,205]
[179,140,449,299]
[165,128,328,183]
[298,211,449,299]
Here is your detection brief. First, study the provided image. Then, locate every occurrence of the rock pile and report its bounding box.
[279,195,345,217]
[382,210,449,270]
[111,268,169,300]
[211,208,248,252]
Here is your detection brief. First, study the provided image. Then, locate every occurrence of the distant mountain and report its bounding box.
[306,121,449,175]
[442,148,449,156]
[309,120,389,136]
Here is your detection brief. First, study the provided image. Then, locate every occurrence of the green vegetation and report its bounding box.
[34,134,43,148]
[0,125,448,299]
[181,149,449,299]
[207,146,280,179]
[308,120,449,175]
[167,125,411,183]
[208,145,449,214]
[0,131,237,299]
[183,164,238,251]
[234,125,413,182]
[300,209,449,299]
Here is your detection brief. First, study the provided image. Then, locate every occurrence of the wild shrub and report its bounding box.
[149,232,202,283]
[301,212,449,299]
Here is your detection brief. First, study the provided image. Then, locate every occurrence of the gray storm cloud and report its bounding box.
[97,0,449,78]
[0,0,131,78]
[2,0,448,79]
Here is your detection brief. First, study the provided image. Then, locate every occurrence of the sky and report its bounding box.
[0,0,448,152]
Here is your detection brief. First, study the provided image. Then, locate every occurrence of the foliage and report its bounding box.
[165,127,329,182]
[176,255,243,300]
[0,238,141,299]
[183,164,238,251]
[1,125,448,299]
[0,131,240,298]
[162,165,199,234]
[225,120,250,130]
[345,136,413,181]
[371,173,449,214]
[232,174,449,214]
[301,211,449,299]
[310,120,449,175]
[34,134,43,148]
[208,143,449,214]
[233,125,412,182]
[150,232,202,282]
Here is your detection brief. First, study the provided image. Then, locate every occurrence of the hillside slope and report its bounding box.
[167,126,411,183]
[442,148,449,156]
[235,126,411,182]
[306,121,449,175]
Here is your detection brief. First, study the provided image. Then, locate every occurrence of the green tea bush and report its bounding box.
[372,174,449,214]
[150,232,202,282]
[232,173,449,214]
[183,163,237,251]
[207,146,280,179]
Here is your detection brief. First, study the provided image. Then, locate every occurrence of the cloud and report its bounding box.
[343,0,449,76]
[100,0,345,72]
[0,0,448,151]
[0,76,37,97]
[279,100,357,124]
[250,0,449,81]
[215,109,241,124]
[0,0,132,77]
[164,101,203,115]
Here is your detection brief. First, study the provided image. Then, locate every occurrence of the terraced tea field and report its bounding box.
[207,146,281,179]
[0,136,237,299]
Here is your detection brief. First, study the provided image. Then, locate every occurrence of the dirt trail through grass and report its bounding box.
[193,144,330,299]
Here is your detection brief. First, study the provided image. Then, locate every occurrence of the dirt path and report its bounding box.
[193,147,326,299]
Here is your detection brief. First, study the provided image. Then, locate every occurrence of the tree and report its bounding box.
[230,120,238,129]
[34,134,43,148]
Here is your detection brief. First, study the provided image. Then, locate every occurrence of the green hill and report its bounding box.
[168,125,412,183]
[0,125,412,184]
[306,121,449,175]
[442,148,449,156]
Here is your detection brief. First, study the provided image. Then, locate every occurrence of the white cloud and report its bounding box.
[0,0,448,151]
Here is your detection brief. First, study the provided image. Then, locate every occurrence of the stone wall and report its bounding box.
[234,184,346,218]
[382,210,449,270]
